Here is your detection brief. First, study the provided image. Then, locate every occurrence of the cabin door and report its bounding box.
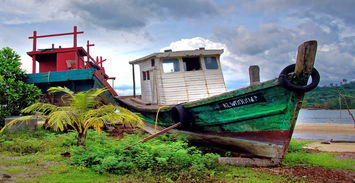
[150,69,158,104]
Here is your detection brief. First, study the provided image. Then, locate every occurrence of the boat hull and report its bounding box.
[25,69,118,105]
[118,79,303,159]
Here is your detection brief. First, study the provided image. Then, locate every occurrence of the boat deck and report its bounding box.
[116,96,172,111]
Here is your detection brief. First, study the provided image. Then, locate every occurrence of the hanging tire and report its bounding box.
[171,105,191,128]
[278,64,320,93]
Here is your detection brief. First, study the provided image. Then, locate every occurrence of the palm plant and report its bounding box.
[0,87,143,146]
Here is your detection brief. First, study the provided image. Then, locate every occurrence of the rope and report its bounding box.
[154,105,169,133]
[47,71,51,83]
[340,94,355,99]
[338,91,355,127]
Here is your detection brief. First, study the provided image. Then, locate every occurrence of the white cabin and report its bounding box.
[130,49,227,105]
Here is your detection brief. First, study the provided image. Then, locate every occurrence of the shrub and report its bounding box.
[70,133,220,182]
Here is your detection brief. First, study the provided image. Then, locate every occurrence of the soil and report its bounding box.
[255,165,355,183]
[254,152,355,183]
[332,152,355,160]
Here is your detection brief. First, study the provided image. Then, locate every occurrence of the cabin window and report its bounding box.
[204,57,218,69]
[162,59,180,73]
[142,71,150,80]
[147,71,150,80]
[142,71,146,80]
[151,59,155,67]
[183,57,201,71]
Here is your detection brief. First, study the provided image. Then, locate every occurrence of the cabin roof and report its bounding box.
[129,49,224,64]
[27,47,88,56]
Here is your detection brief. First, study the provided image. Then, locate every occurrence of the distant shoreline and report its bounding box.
[301,108,355,111]
[294,123,354,135]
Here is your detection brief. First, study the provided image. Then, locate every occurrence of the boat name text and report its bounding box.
[218,93,266,110]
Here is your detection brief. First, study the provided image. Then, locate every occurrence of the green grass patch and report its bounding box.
[284,139,355,171]
[284,151,355,170]
[287,139,312,153]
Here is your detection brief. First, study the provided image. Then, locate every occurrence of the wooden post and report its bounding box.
[73,26,77,48]
[32,55,36,74]
[132,64,136,97]
[294,40,318,84]
[32,31,37,73]
[249,65,260,86]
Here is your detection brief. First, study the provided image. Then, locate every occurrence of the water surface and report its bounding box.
[294,109,355,141]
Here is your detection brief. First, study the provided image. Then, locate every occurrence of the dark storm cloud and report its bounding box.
[210,0,355,85]
[214,22,355,85]
[242,0,355,25]
[71,0,220,30]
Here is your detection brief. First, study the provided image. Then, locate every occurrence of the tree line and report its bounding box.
[302,81,354,109]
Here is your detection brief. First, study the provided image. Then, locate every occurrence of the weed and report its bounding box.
[287,139,311,153]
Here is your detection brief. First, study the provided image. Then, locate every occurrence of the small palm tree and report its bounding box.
[0,87,143,146]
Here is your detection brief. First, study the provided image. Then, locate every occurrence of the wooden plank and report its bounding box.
[25,68,96,83]
[294,40,317,84]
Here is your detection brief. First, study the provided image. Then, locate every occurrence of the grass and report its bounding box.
[0,130,353,182]
[284,139,355,171]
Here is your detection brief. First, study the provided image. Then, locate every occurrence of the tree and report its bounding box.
[0,47,41,126]
[1,87,143,146]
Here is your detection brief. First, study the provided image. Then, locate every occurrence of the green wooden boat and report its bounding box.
[117,41,320,160]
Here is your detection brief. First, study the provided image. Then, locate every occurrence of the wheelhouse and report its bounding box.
[130,49,227,105]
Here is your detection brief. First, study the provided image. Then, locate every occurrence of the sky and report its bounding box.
[0,0,354,95]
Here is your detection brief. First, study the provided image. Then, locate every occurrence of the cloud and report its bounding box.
[161,37,252,89]
[0,0,220,30]
[71,0,220,30]
[0,0,73,24]
[213,22,355,86]
[241,0,355,25]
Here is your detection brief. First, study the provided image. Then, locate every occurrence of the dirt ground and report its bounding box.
[254,163,355,183]
[264,123,355,182]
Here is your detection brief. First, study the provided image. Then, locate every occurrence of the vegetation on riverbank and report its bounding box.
[0,47,41,127]
[303,81,354,109]
[0,129,354,182]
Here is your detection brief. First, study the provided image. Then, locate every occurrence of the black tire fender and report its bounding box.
[278,64,320,93]
[171,105,191,128]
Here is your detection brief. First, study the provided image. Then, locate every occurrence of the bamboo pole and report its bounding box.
[125,122,181,149]
[338,92,355,127]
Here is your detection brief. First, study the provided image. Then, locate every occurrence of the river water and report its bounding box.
[297,109,355,124]
[293,109,355,141]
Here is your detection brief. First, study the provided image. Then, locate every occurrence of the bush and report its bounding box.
[70,132,220,182]
[0,129,53,154]
[0,47,41,126]
[0,129,76,155]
